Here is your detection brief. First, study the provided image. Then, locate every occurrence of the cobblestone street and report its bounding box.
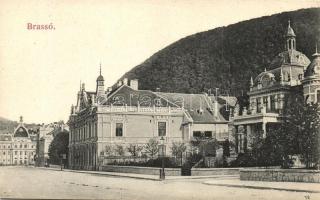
[0,166,319,199]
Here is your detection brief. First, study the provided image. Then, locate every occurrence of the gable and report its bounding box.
[103,85,179,108]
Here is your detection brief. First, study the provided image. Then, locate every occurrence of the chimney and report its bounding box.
[123,78,128,86]
[117,80,123,87]
[130,79,139,90]
[214,100,218,117]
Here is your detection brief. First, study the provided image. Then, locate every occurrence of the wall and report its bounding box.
[240,169,320,183]
[100,165,181,176]
[96,112,185,156]
[191,168,240,176]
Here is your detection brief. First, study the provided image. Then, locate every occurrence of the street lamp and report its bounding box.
[159,136,165,180]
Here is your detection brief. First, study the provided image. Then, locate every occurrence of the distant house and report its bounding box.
[68,70,231,170]
[38,122,69,167]
[0,116,37,165]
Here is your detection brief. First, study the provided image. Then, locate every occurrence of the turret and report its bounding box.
[285,20,296,51]
[96,63,105,96]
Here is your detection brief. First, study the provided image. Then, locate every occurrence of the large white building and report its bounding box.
[68,69,232,170]
[0,117,37,165]
[232,21,320,153]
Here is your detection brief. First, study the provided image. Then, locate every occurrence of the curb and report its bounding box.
[36,167,161,181]
[202,182,320,193]
[35,167,238,181]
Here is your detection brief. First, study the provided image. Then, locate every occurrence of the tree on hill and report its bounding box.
[118,8,319,96]
[48,130,69,165]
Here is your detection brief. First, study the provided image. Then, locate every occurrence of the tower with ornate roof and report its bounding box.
[232,21,313,153]
[285,20,296,51]
[302,45,320,103]
[96,63,105,97]
[14,116,29,138]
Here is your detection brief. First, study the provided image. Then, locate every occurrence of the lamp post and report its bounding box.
[160,136,165,180]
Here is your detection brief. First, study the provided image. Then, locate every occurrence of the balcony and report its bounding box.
[233,107,281,126]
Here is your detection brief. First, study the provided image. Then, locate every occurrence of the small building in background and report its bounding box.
[38,122,69,167]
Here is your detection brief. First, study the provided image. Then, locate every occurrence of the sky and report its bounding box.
[0,0,319,124]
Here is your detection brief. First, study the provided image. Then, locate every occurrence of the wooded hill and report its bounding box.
[120,8,320,97]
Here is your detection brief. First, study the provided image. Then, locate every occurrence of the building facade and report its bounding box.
[0,117,37,165]
[38,122,69,166]
[68,70,231,170]
[232,22,320,153]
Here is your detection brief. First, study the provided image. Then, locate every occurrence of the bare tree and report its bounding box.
[127,144,143,157]
[145,138,159,158]
[115,145,125,157]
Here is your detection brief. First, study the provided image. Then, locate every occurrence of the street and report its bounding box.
[0,166,318,200]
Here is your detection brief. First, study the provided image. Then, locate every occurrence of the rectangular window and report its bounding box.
[193,131,201,138]
[15,151,17,155]
[116,123,123,137]
[270,95,276,111]
[95,123,97,137]
[256,98,261,113]
[263,96,268,109]
[24,145,27,148]
[317,90,320,103]
[204,131,213,138]
[158,122,166,136]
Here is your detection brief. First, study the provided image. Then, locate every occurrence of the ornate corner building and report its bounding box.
[0,116,37,165]
[232,21,320,153]
[68,67,232,170]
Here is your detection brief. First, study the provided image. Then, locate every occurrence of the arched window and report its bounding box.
[292,40,295,49]
[288,40,291,49]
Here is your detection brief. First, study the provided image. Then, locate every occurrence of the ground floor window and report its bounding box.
[193,131,201,138]
[204,131,212,138]
[193,131,213,138]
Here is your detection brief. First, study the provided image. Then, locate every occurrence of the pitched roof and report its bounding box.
[0,134,12,141]
[101,85,227,124]
[103,85,178,107]
[155,92,227,123]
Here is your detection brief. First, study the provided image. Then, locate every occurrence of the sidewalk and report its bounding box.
[203,179,320,193]
[36,166,238,181]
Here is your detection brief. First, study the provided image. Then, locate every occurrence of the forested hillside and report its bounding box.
[121,8,320,96]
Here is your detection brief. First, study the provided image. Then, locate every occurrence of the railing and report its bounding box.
[97,105,184,114]
[235,107,280,117]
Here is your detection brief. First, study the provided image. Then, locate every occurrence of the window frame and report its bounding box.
[158,121,167,137]
[115,123,123,137]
